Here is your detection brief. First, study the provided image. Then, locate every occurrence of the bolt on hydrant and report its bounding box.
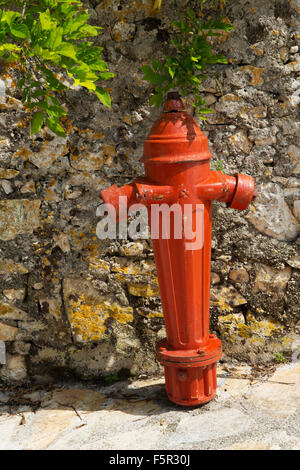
[101,93,255,407]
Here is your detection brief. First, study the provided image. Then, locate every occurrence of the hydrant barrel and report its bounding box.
[101,94,255,407]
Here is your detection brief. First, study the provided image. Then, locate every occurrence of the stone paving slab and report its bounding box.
[0,363,299,450]
[247,364,300,418]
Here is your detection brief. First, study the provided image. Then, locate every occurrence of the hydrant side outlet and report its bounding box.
[101,96,255,407]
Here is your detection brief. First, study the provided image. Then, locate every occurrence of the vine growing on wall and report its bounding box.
[0,0,113,136]
[0,0,232,136]
[145,0,232,117]
[153,0,226,9]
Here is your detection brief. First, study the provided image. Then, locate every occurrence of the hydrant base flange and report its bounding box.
[156,336,222,407]
[156,335,222,367]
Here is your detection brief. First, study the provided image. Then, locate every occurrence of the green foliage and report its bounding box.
[153,0,162,9]
[142,1,232,117]
[0,0,114,136]
[211,159,225,172]
[153,0,226,10]
[104,373,119,385]
[273,352,287,364]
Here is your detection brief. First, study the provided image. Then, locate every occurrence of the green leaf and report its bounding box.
[10,22,30,39]
[149,93,163,107]
[33,45,60,61]
[31,89,47,98]
[48,95,61,106]
[1,11,21,26]
[80,24,101,37]
[40,9,55,31]
[142,66,156,82]
[46,117,66,137]
[17,77,25,89]
[152,58,162,71]
[167,66,175,79]
[55,43,77,60]
[89,59,109,72]
[70,62,98,80]
[22,87,30,101]
[31,111,44,135]
[39,67,66,91]
[47,104,67,118]
[98,72,115,80]
[63,12,89,35]
[36,100,49,111]
[141,65,166,86]
[58,2,80,19]
[95,87,111,107]
[198,107,212,113]
[48,27,63,49]
[0,43,21,56]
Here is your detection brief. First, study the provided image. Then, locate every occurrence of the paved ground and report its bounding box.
[0,362,299,450]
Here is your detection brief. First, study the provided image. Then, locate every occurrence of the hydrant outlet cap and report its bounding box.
[229,173,255,210]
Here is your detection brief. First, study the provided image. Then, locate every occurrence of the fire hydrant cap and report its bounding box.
[163,92,185,112]
[229,173,255,211]
[142,95,212,164]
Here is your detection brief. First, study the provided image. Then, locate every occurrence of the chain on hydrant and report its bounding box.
[101,93,255,407]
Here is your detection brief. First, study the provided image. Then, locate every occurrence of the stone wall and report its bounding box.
[0,0,299,384]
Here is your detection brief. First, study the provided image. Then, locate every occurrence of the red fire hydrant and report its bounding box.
[101,94,255,406]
